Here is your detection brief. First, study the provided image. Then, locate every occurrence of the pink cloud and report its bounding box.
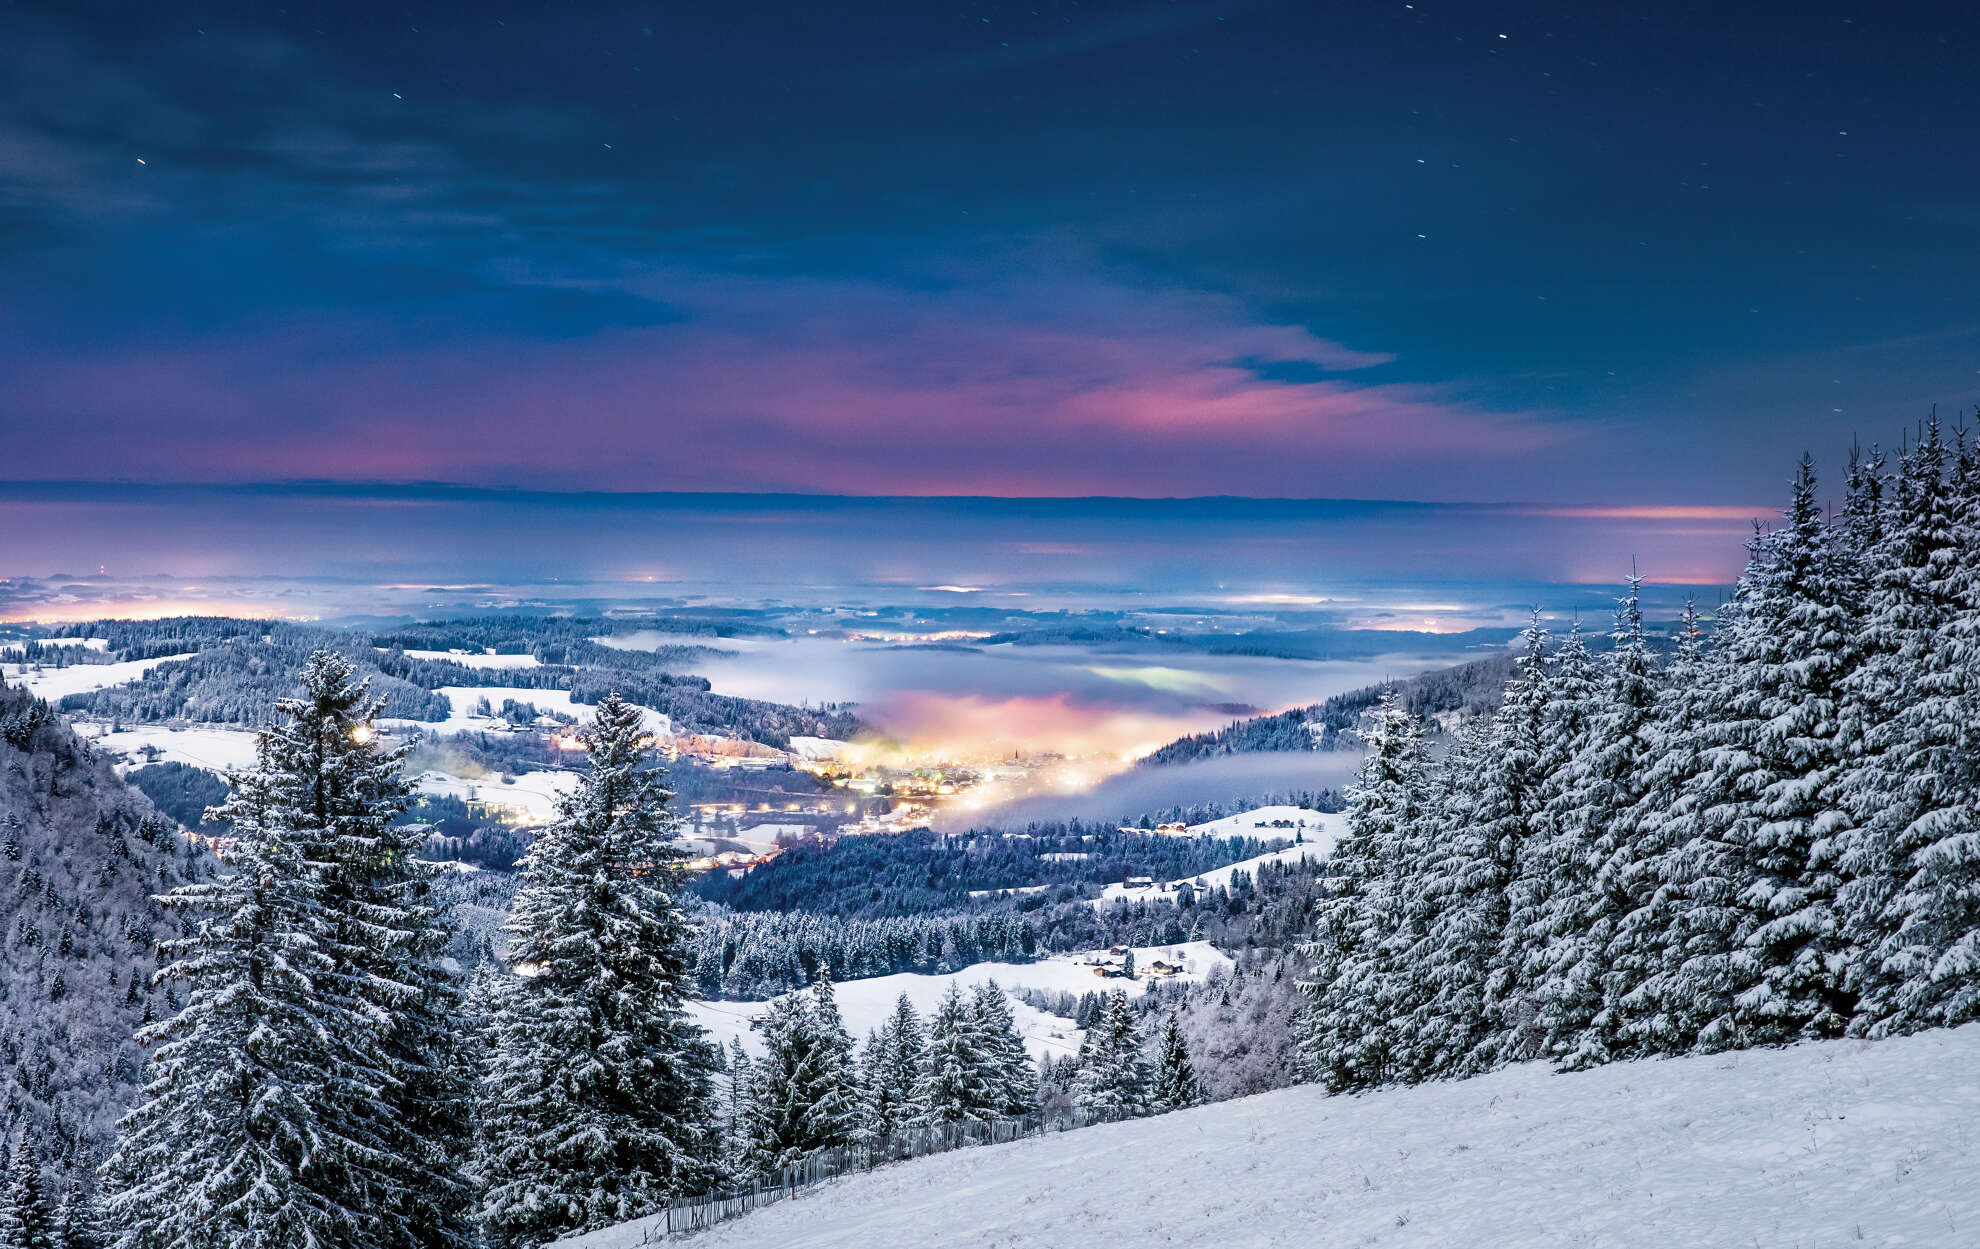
[7,266,1573,500]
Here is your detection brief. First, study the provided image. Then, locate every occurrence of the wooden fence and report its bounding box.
[633,1105,1125,1241]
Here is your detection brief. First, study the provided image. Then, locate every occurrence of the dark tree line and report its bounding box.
[1305,423,1980,1091]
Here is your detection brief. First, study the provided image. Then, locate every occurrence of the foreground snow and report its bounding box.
[570,1025,1980,1249]
[689,942,1231,1063]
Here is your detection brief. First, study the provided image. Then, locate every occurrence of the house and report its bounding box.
[1123,876,1155,889]
[1146,960,1181,977]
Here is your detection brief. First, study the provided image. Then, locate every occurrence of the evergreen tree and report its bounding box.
[858,995,924,1142]
[1837,420,1980,1033]
[737,980,857,1172]
[261,653,471,1249]
[802,971,859,1147]
[50,1182,91,1249]
[1152,1012,1200,1111]
[100,723,385,1249]
[1300,689,1430,1089]
[1071,991,1151,1119]
[0,1137,53,1249]
[915,983,999,1127]
[476,693,718,1249]
[721,1040,753,1174]
[1549,577,1662,1067]
[1502,618,1600,1062]
[968,981,1036,1117]
[1713,460,1863,1042]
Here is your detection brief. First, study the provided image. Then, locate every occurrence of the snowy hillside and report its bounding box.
[689,942,1232,1063]
[1,651,198,700]
[1095,837,1335,908]
[1179,805,1341,844]
[571,1026,1980,1249]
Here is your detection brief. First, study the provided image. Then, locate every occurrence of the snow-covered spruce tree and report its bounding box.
[99,729,385,1249]
[1398,617,1551,1080]
[914,982,998,1127]
[0,1136,53,1249]
[476,693,718,1249]
[263,654,473,1249]
[1710,459,1864,1044]
[50,1180,91,1249]
[721,1040,754,1173]
[802,970,860,1146]
[856,994,924,1142]
[1835,420,1980,1034]
[1599,593,1752,1057]
[1152,1012,1200,1111]
[1299,688,1430,1090]
[1548,578,1663,1068]
[1071,990,1152,1120]
[968,981,1037,1117]
[737,979,857,1173]
[1501,619,1601,1064]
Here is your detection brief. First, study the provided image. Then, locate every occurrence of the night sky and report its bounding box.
[3,1,1978,593]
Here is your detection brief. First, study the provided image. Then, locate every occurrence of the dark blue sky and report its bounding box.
[3,0,1976,512]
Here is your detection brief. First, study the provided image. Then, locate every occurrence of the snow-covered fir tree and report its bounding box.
[1709,459,1863,1043]
[968,981,1037,1118]
[855,994,925,1142]
[914,983,998,1127]
[1502,618,1601,1062]
[1549,578,1662,1067]
[0,1137,53,1249]
[264,653,470,1249]
[1152,1012,1200,1111]
[476,692,718,1249]
[100,690,393,1249]
[1836,420,1980,1033]
[737,978,857,1172]
[1300,688,1430,1089]
[1071,990,1152,1120]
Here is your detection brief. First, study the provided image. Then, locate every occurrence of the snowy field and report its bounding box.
[570,1024,1980,1249]
[688,942,1231,1063]
[0,637,108,655]
[1181,805,1344,846]
[81,723,263,774]
[395,648,543,670]
[411,768,580,823]
[2,652,197,701]
[428,687,673,738]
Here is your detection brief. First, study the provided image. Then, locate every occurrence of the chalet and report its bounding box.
[1146,960,1181,977]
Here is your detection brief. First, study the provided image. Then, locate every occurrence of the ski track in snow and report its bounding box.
[566,1024,1980,1249]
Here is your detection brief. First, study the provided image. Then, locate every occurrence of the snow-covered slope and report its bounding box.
[1181,805,1342,846]
[579,1025,1980,1249]
[1095,841,1328,908]
[1,652,198,700]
